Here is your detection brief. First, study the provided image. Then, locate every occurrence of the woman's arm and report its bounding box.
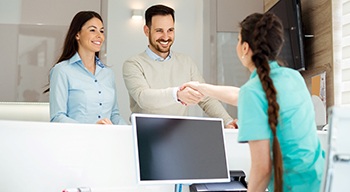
[181,82,239,106]
[49,66,78,123]
[247,139,272,192]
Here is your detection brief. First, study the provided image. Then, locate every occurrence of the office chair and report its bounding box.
[321,107,350,192]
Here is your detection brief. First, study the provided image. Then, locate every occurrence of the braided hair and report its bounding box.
[240,13,284,192]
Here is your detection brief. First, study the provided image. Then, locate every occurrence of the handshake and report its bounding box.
[177,81,205,106]
[177,81,240,129]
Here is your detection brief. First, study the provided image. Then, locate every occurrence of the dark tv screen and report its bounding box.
[131,113,230,185]
[268,0,306,71]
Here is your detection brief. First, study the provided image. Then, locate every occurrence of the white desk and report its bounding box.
[0,121,328,192]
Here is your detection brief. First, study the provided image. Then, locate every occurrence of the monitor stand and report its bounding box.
[175,184,183,192]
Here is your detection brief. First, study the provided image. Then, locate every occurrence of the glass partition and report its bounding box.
[0,0,101,102]
[216,32,250,117]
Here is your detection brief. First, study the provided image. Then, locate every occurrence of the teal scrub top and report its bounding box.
[237,61,324,192]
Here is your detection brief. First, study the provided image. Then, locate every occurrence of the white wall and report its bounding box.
[333,0,350,106]
[105,0,204,123]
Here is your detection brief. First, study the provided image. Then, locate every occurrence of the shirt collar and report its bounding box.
[145,46,172,61]
[250,60,280,79]
[68,52,105,68]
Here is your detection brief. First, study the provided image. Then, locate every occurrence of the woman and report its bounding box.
[44,11,125,125]
[183,13,324,192]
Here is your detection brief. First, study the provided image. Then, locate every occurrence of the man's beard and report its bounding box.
[149,38,173,53]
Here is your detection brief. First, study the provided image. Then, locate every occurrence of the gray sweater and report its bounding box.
[123,51,233,125]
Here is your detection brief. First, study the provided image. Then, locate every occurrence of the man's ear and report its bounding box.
[143,25,149,37]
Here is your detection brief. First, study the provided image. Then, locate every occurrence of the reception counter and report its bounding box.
[0,120,328,192]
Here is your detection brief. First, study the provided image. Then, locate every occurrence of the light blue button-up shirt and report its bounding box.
[49,52,126,124]
[145,46,172,61]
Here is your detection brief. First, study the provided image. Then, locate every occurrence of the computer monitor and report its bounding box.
[131,113,230,185]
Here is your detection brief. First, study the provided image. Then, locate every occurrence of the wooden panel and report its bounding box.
[300,0,334,108]
[263,0,334,108]
[264,0,279,12]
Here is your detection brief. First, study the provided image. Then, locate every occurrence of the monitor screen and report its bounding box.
[268,0,306,71]
[131,113,230,185]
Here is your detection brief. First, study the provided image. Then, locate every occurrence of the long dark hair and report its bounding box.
[43,11,103,93]
[145,4,175,28]
[240,12,284,192]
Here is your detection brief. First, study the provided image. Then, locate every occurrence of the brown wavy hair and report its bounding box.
[43,11,103,93]
[240,12,284,192]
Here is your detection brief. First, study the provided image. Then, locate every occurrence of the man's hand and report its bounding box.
[177,86,205,106]
[180,81,200,92]
[225,119,238,129]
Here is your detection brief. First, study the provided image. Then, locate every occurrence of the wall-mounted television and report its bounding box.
[267,0,306,71]
[131,113,230,185]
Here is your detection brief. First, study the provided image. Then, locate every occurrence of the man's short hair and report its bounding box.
[145,4,175,27]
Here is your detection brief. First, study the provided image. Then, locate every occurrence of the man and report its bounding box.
[123,4,236,127]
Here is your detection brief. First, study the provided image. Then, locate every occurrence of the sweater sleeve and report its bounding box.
[122,56,178,111]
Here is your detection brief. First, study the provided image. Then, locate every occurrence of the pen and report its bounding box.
[62,187,91,192]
